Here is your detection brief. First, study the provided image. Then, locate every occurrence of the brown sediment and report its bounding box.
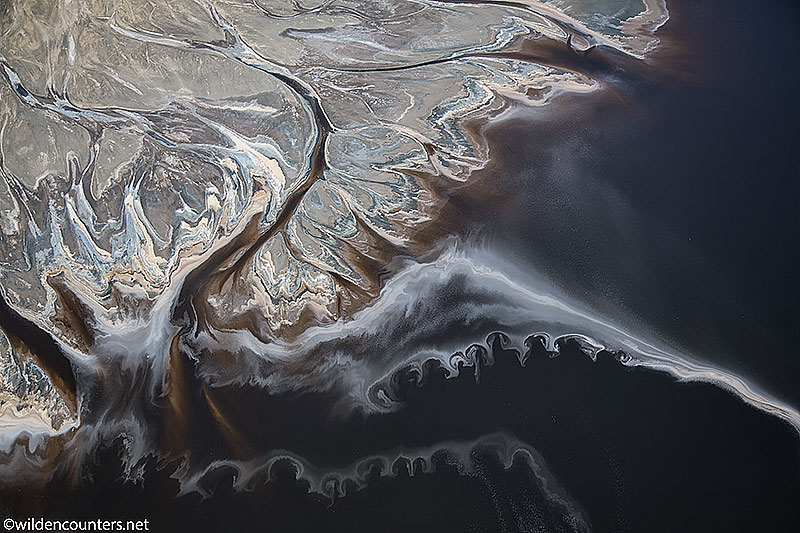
[163,333,195,453]
[162,331,251,459]
[202,386,253,458]
[171,54,335,334]
[173,15,648,347]
[0,292,77,416]
[48,273,97,351]
[630,0,713,86]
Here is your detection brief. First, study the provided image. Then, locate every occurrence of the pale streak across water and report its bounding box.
[0,0,796,494]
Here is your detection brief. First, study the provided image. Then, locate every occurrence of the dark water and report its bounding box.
[479,0,800,410]
[9,342,798,532]
[1,0,799,531]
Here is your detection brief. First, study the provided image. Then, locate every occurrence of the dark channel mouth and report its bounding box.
[0,289,77,415]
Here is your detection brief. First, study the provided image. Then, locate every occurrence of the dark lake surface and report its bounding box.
[479,0,800,410]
